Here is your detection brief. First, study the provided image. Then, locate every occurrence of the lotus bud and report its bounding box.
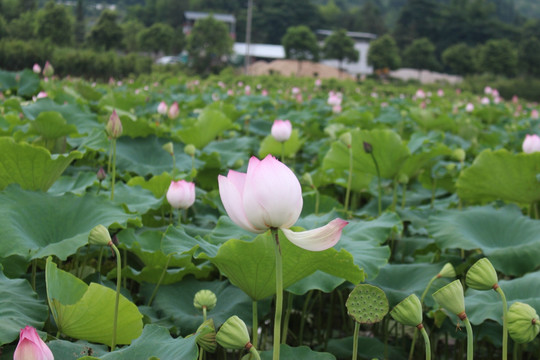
[432,280,466,318]
[452,148,466,162]
[194,290,217,311]
[390,294,423,327]
[466,258,498,291]
[168,101,179,119]
[339,132,352,147]
[271,119,292,142]
[13,326,54,360]
[166,180,196,209]
[363,141,373,154]
[216,316,251,350]
[438,263,456,278]
[184,144,196,157]
[232,158,244,169]
[196,319,217,353]
[43,61,54,77]
[522,134,540,154]
[96,167,107,181]
[162,142,174,156]
[157,101,168,115]
[88,225,112,246]
[398,173,409,184]
[32,63,41,74]
[302,172,314,187]
[507,302,540,344]
[106,110,122,139]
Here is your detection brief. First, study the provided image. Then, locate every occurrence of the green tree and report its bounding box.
[393,0,441,49]
[442,43,477,75]
[17,0,36,14]
[155,0,188,28]
[122,20,144,52]
[138,22,175,55]
[7,12,35,40]
[518,37,540,77]
[318,0,341,28]
[367,34,401,72]
[88,10,123,50]
[186,16,232,75]
[282,25,319,74]
[358,0,387,35]
[322,29,359,71]
[36,0,73,46]
[75,0,85,45]
[478,38,517,77]
[403,37,440,72]
[0,15,7,40]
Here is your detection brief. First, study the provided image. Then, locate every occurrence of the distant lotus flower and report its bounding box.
[212,93,220,102]
[33,63,41,74]
[218,81,225,88]
[420,101,426,109]
[168,101,179,119]
[512,95,519,104]
[227,89,234,96]
[484,86,492,95]
[117,81,122,86]
[415,89,426,99]
[481,97,490,105]
[437,89,444,97]
[492,89,499,97]
[315,79,322,87]
[218,155,348,251]
[295,93,303,103]
[494,97,501,104]
[332,104,342,113]
[166,180,196,209]
[244,85,251,95]
[237,81,243,87]
[256,84,262,89]
[531,109,539,119]
[262,89,268,96]
[271,119,292,142]
[465,103,474,112]
[327,91,342,106]
[106,109,122,139]
[157,101,168,115]
[371,92,378,98]
[108,77,115,85]
[456,89,462,95]
[292,87,300,94]
[14,326,54,360]
[37,91,48,99]
[522,134,540,153]
[43,61,54,77]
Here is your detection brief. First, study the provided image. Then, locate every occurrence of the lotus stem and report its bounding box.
[410,274,438,360]
[110,138,117,201]
[344,145,353,212]
[249,346,262,360]
[495,286,508,360]
[282,292,293,344]
[463,316,474,360]
[271,228,283,360]
[281,142,285,163]
[419,325,431,360]
[110,242,122,351]
[148,254,171,306]
[299,290,313,344]
[352,321,360,360]
[369,151,382,216]
[252,300,258,348]
[401,183,407,209]
[31,259,37,291]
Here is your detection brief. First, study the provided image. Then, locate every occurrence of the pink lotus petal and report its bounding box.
[218,172,262,233]
[281,218,348,251]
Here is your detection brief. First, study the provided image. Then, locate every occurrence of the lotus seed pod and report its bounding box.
[452,148,466,162]
[194,290,217,311]
[196,319,217,353]
[507,302,540,344]
[438,263,456,278]
[339,132,352,147]
[346,284,388,324]
[216,316,250,350]
[88,225,111,246]
[398,173,409,184]
[432,280,465,316]
[162,142,174,156]
[390,294,423,327]
[466,258,498,291]
[184,144,196,157]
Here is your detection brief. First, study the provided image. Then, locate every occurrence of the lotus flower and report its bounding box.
[327,91,342,106]
[157,101,168,115]
[43,61,54,77]
[218,155,347,251]
[465,103,474,112]
[437,89,444,97]
[168,101,179,119]
[271,119,292,142]
[522,134,540,153]
[415,89,426,99]
[14,326,54,360]
[167,180,196,209]
[481,97,490,105]
[484,86,492,95]
[532,109,539,119]
[33,63,41,74]
[106,109,122,139]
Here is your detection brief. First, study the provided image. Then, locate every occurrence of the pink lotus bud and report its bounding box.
[492,89,499,97]
[465,103,474,112]
[271,119,292,142]
[315,79,322,87]
[168,101,179,119]
[437,89,444,97]
[33,63,41,74]
[484,86,492,95]
[244,85,251,95]
[512,95,519,104]
[43,61,54,77]
[481,97,490,105]
[292,87,300,95]
[157,101,167,115]
[106,109,123,139]
[218,81,225,88]
[261,89,268,96]
[531,109,539,119]
[14,326,54,360]
[522,134,540,154]
[415,89,426,99]
[327,92,342,106]
[37,91,48,99]
[227,89,234,96]
[97,167,107,181]
[166,180,196,209]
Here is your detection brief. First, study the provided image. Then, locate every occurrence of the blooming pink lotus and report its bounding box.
[157,101,168,115]
[271,120,292,142]
[531,109,539,119]
[218,155,347,251]
[522,134,540,154]
[14,326,54,360]
[465,103,474,112]
[168,101,179,119]
[33,63,41,74]
[167,180,196,209]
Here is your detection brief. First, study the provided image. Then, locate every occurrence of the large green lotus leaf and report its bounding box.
[67,128,109,153]
[46,258,143,346]
[201,230,364,301]
[141,278,258,336]
[0,186,139,261]
[203,136,258,168]
[260,344,336,359]
[98,90,147,113]
[465,270,540,325]
[0,69,18,91]
[0,137,83,191]
[326,336,406,359]
[0,269,49,345]
[22,98,101,135]
[203,216,256,246]
[286,271,345,295]
[369,263,451,307]
[48,339,108,359]
[127,172,172,198]
[176,108,233,149]
[400,142,452,178]
[112,182,164,214]
[115,136,194,176]
[322,128,410,183]
[29,111,78,139]
[18,69,41,97]
[456,149,540,204]
[47,172,97,195]
[427,206,540,276]
[74,81,104,102]
[330,108,375,128]
[258,129,303,159]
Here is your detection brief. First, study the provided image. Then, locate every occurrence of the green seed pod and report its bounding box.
[390,294,423,327]
[438,263,456,278]
[452,148,466,162]
[432,280,465,317]
[194,290,217,311]
[216,316,250,350]
[184,144,196,157]
[466,258,498,291]
[507,302,540,344]
[346,284,388,324]
[196,319,217,353]
[162,142,174,156]
[88,225,111,246]
[340,132,352,147]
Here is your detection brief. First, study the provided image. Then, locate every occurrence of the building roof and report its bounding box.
[316,29,377,40]
[234,43,285,59]
[184,11,236,23]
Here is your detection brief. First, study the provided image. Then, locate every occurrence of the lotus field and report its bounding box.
[1,68,540,360]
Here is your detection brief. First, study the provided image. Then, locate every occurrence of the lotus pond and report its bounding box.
[0,68,539,360]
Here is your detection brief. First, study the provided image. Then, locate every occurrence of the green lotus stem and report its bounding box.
[281,143,285,163]
[314,188,320,215]
[401,183,407,209]
[31,259,37,291]
[110,138,117,201]
[463,316,474,360]
[252,300,258,349]
[107,141,113,173]
[344,145,353,212]
[419,326,431,360]
[281,292,293,344]
[512,342,518,360]
[410,275,438,360]
[420,275,437,305]
[271,228,283,360]
[202,307,207,322]
[369,152,382,216]
[391,178,398,211]
[249,346,262,360]
[148,254,171,307]
[299,290,313,344]
[172,153,176,177]
[495,286,508,360]
[110,242,122,351]
[352,321,360,360]
[97,247,104,277]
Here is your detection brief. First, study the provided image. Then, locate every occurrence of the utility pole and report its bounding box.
[244,0,253,75]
